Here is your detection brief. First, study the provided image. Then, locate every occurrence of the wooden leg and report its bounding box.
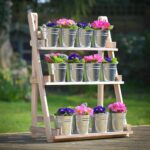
[97,85,104,106]
[31,82,38,138]
[114,84,123,102]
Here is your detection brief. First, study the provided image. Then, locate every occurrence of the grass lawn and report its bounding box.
[0,84,150,133]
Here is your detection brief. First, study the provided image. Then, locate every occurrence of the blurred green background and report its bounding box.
[0,0,150,133]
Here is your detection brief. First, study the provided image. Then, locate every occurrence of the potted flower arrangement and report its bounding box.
[67,53,85,82]
[91,19,113,47]
[84,54,103,81]
[55,107,74,135]
[56,18,78,47]
[75,103,93,134]
[46,21,60,47]
[44,53,68,82]
[93,105,108,133]
[108,102,127,132]
[77,22,93,47]
[102,57,118,81]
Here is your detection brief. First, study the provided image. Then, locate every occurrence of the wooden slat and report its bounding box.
[53,131,133,142]
[38,47,118,51]
[44,81,124,86]
[30,126,60,136]
[37,115,55,122]
[31,76,124,85]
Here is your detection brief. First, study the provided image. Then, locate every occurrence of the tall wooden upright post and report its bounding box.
[28,12,52,142]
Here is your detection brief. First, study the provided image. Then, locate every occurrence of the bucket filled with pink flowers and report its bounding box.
[108,102,127,132]
[75,103,93,134]
[91,19,113,47]
[84,54,103,81]
[57,18,78,47]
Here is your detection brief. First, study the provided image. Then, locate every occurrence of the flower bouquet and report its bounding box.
[44,53,68,82]
[75,103,93,134]
[84,54,103,81]
[57,18,78,47]
[46,21,60,47]
[108,102,127,132]
[102,57,118,81]
[77,22,93,47]
[67,53,85,82]
[93,105,108,133]
[55,107,74,135]
[91,19,113,47]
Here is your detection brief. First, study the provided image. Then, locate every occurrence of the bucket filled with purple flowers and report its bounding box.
[93,105,108,133]
[77,22,93,47]
[46,21,60,47]
[55,107,75,135]
[102,57,118,81]
[67,53,85,82]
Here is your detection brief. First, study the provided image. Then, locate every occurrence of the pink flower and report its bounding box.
[93,54,103,63]
[84,54,103,63]
[75,104,93,116]
[44,54,52,63]
[84,55,94,62]
[56,18,76,27]
[108,102,127,113]
[91,19,111,30]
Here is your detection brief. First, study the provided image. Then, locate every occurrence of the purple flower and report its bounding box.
[65,108,75,115]
[68,53,82,60]
[46,22,57,27]
[56,107,74,116]
[93,106,106,114]
[77,22,88,28]
[105,57,111,63]
[58,108,66,115]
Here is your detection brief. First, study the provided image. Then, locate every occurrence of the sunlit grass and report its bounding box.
[0,85,150,133]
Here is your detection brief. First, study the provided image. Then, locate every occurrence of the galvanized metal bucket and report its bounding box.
[77,29,93,47]
[112,113,126,132]
[102,63,117,81]
[55,116,73,135]
[60,28,77,47]
[93,30,108,47]
[85,63,101,81]
[94,113,108,133]
[46,27,60,47]
[51,63,67,82]
[69,63,84,82]
[76,115,90,134]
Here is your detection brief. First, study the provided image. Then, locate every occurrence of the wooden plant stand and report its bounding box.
[28,12,133,142]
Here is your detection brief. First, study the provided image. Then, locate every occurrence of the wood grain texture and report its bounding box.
[0,126,149,150]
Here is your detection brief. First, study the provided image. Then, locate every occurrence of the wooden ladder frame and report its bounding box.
[28,12,130,142]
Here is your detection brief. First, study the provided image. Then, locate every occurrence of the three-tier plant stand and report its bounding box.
[28,12,133,142]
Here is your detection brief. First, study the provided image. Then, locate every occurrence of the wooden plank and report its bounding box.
[38,47,118,51]
[28,12,52,142]
[97,84,104,106]
[53,131,133,142]
[30,126,60,137]
[37,115,55,122]
[44,81,124,86]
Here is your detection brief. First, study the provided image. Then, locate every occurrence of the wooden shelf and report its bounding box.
[53,130,133,142]
[44,81,124,86]
[38,47,118,51]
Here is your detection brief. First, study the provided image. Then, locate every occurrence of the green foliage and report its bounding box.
[114,32,150,84]
[0,56,31,102]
